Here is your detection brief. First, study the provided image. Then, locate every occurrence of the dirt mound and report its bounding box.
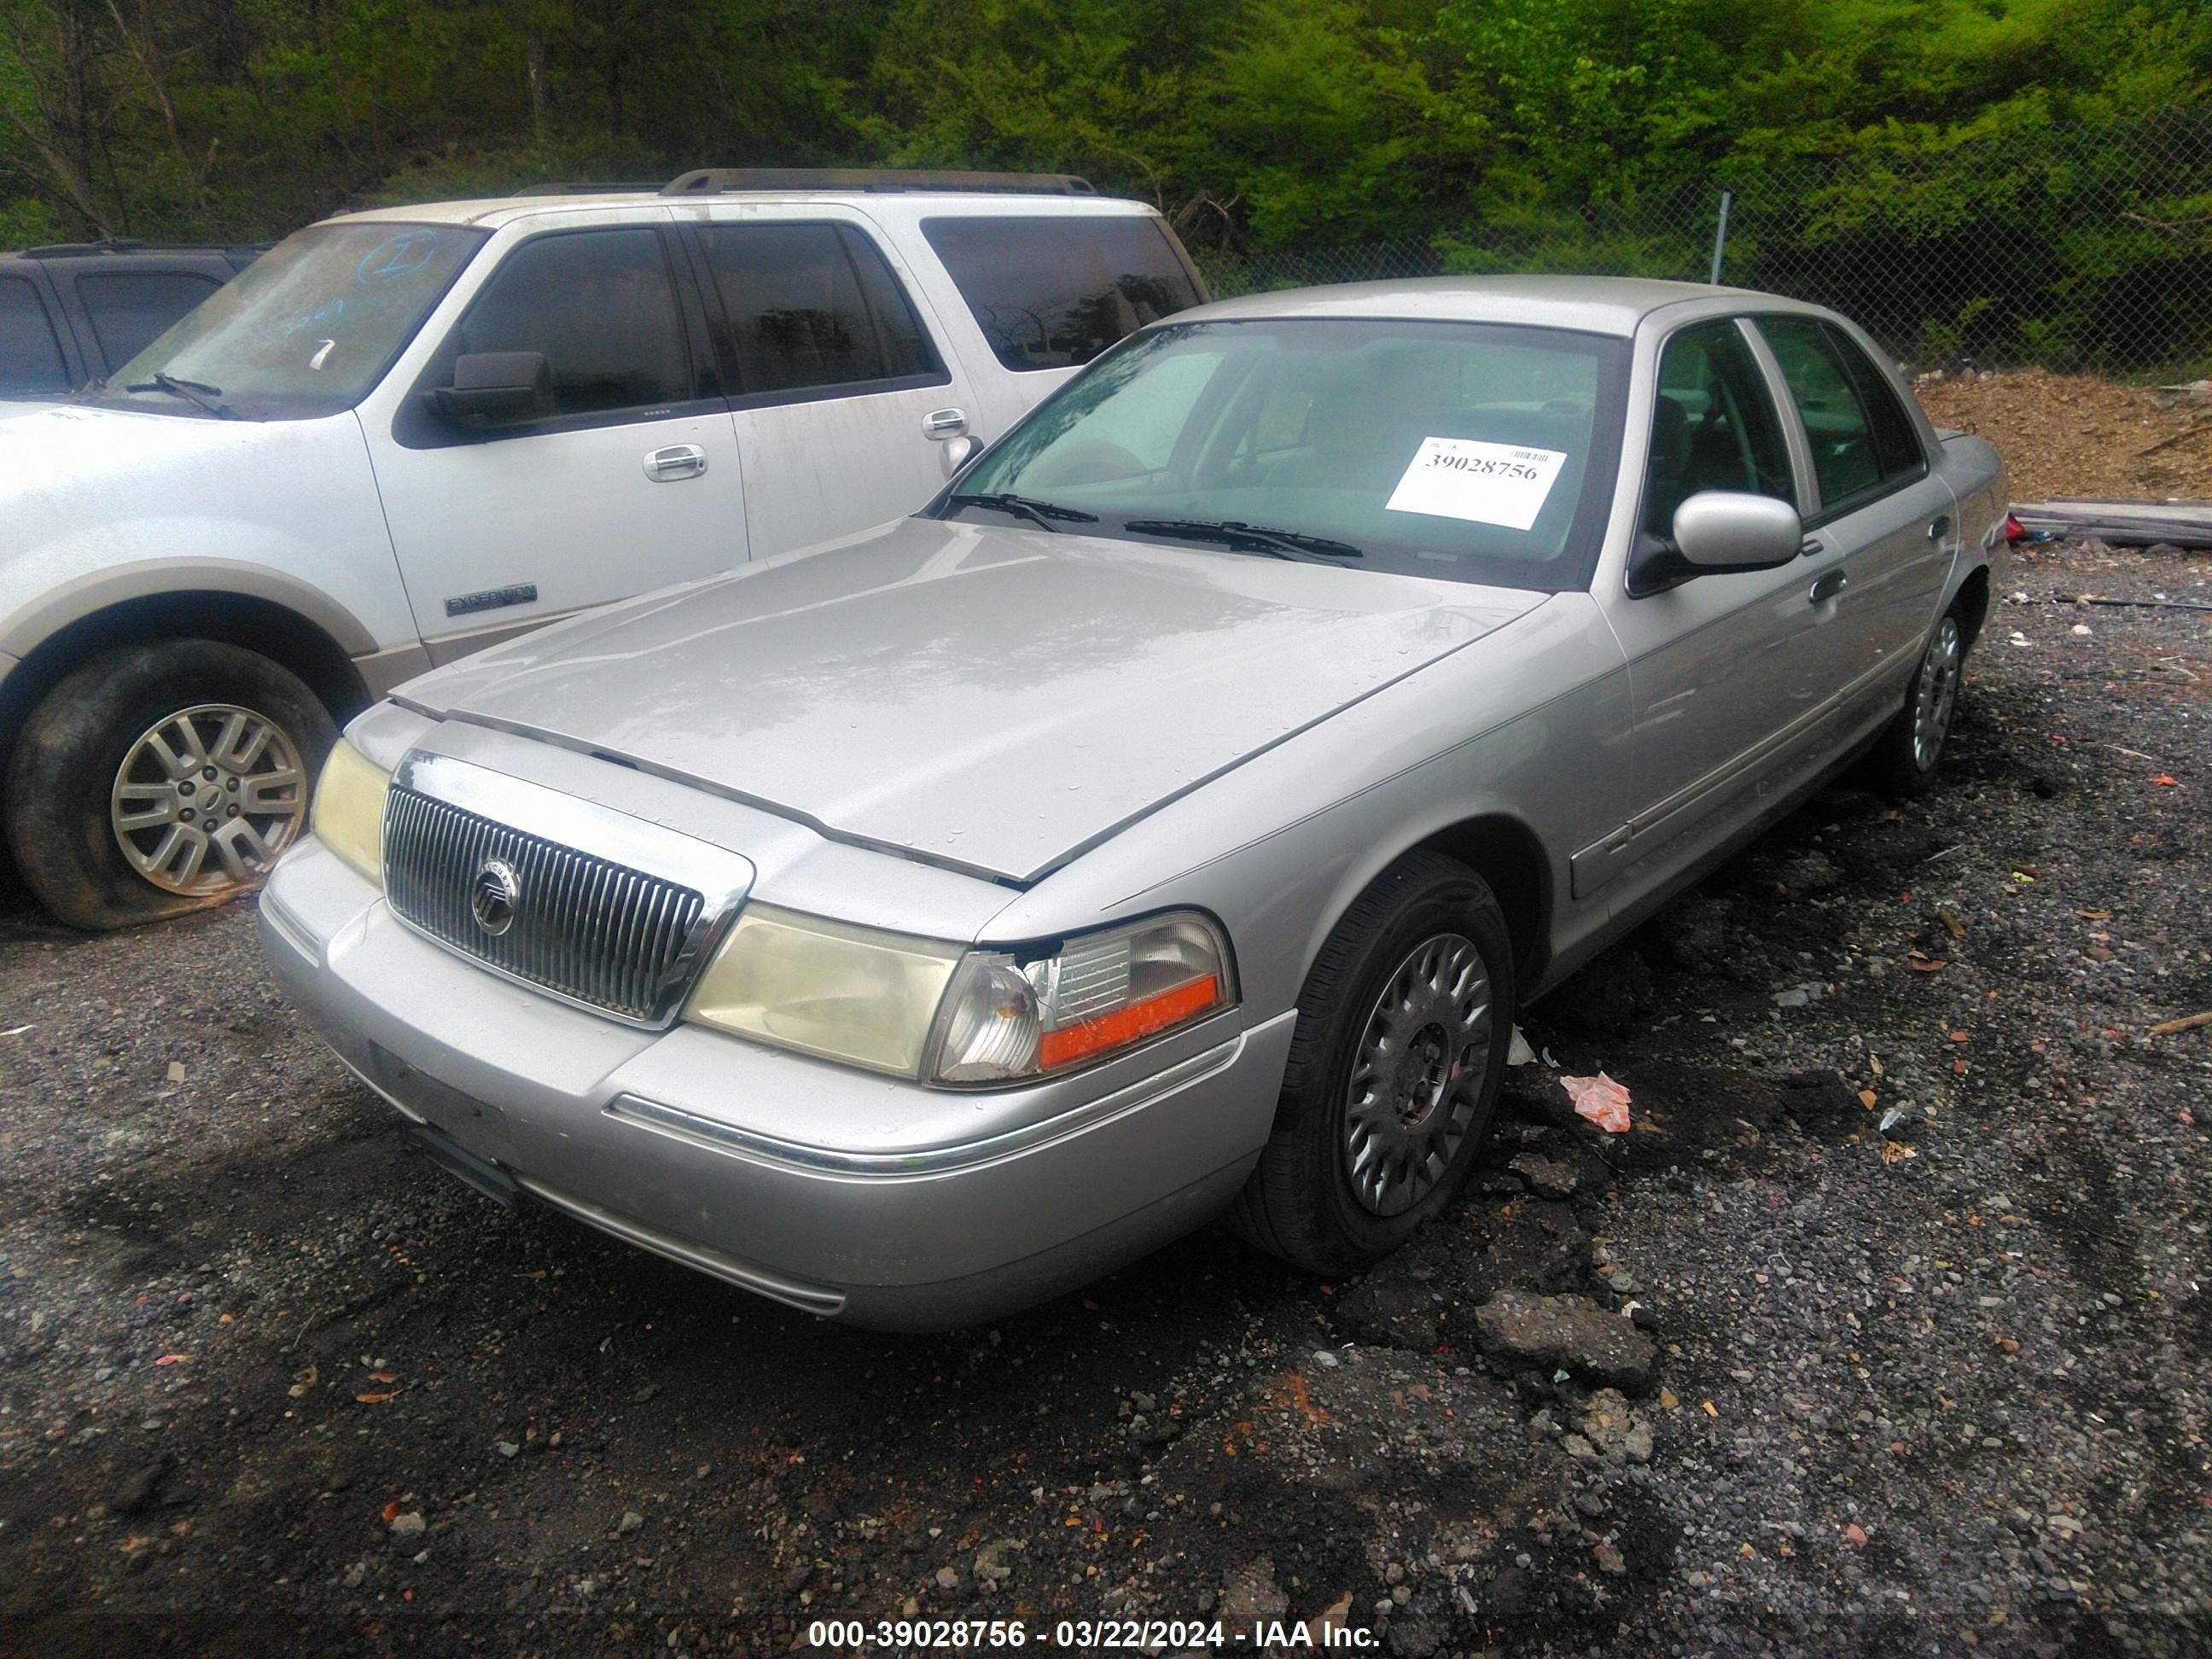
[1915,368,2212,504]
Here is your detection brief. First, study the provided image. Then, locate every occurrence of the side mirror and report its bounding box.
[434,352,551,424]
[1627,490,1802,597]
[941,433,983,479]
[1674,491,1802,569]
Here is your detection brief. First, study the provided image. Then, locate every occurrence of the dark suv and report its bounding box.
[0,240,262,396]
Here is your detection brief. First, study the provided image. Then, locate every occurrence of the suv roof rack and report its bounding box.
[511,181,667,196]
[661,167,1097,198]
[16,237,265,259]
[20,238,147,258]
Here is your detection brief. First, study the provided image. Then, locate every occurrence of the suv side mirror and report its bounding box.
[1627,490,1802,597]
[434,352,551,424]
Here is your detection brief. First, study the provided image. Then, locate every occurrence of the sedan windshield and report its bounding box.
[941,317,1629,591]
[96,222,486,420]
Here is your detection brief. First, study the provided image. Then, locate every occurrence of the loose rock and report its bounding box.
[1218,1557,1289,1626]
[1473,1291,1658,1393]
[1507,1152,1578,1200]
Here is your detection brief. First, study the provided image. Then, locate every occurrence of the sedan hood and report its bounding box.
[397,516,1544,882]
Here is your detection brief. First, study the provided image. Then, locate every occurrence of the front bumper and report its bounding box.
[259,840,1295,1330]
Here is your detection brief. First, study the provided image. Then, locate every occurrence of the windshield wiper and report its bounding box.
[945,492,1099,533]
[1122,518,1365,562]
[124,371,240,419]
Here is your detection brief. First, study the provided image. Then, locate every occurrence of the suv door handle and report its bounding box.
[1927,514,1952,542]
[1808,568,1848,604]
[922,407,969,439]
[644,444,707,481]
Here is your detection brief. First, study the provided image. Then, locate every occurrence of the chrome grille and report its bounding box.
[383,786,707,1023]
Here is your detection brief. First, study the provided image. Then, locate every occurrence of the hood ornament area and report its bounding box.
[470,856,521,935]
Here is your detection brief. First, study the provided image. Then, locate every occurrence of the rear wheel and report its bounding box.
[6,640,335,930]
[1231,851,1516,1275]
[1866,602,1967,795]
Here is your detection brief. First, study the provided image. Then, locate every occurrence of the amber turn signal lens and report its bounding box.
[1038,973,1222,1070]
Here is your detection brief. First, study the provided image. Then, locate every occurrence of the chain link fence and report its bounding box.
[1198,115,2212,379]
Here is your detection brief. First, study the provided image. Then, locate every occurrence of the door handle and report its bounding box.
[643,444,707,481]
[1808,568,1848,604]
[922,407,969,439]
[1927,514,1952,542]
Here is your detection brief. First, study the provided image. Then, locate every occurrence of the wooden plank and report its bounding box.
[2010,499,2212,548]
[2043,498,2212,519]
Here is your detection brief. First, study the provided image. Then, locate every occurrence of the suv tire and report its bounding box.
[7,640,335,930]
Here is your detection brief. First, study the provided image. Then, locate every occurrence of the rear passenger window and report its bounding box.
[1825,325,1924,481]
[457,228,691,419]
[1756,317,1921,509]
[0,276,70,394]
[75,271,222,373]
[922,216,1202,371]
[695,223,941,398]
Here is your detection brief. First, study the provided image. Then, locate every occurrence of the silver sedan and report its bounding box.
[259,276,2005,1328]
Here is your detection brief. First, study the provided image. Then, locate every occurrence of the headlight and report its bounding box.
[927,911,1233,1086]
[684,905,965,1076]
[683,905,1236,1085]
[311,736,390,886]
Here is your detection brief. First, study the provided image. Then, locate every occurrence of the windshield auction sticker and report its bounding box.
[1385,437,1569,531]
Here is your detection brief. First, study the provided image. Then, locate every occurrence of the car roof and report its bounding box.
[1174,275,1819,337]
[323,190,1168,230]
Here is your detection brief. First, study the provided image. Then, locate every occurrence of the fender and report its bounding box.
[0,556,382,666]
[0,403,422,688]
[978,595,1633,1022]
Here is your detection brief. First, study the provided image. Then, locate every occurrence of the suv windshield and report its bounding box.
[941,317,1628,591]
[96,223,485,420]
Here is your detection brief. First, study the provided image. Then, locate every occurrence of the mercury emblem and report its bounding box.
[470,856,521,935]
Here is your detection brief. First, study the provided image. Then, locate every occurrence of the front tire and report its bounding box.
[1231,852,1516,1275]
[6,640,335,930]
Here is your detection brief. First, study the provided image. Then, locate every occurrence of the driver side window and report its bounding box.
[1644,321,1794,538]
[453,228,692,422]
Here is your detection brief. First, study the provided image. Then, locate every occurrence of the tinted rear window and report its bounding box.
[922,215,1201,372]
[75,270,224,374]
[696,222,940,397]
[0,275,70,394]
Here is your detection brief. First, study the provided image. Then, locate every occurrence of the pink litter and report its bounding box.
[1561,1072,1632,1133]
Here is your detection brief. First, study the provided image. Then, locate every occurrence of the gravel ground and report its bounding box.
[1,538,2206,1658]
